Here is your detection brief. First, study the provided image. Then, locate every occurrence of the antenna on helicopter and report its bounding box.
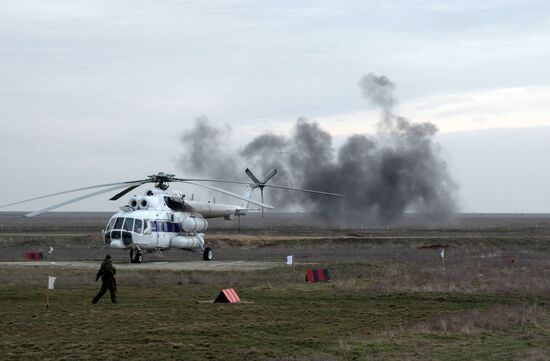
[246,168,277,217]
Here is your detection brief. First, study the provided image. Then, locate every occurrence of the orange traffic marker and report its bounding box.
[214,288,241,303]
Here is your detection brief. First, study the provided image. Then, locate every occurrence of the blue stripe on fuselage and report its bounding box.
[153,221,181,233]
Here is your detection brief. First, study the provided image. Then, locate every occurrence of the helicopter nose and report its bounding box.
[105,230,128,249]
[122,230,133,246]
[105,229,133,244]
[103,231,111,245]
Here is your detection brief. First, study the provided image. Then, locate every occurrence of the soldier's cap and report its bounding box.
[105,255,111,259]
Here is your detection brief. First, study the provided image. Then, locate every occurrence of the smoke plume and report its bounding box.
[179,116,240,180]
[179,73,457,224]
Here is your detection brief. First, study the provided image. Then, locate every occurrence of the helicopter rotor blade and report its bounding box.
[174,178,252,186]
[25,183,143,217]
[261,169,278,184]
[109,183,146,201]
[176,176,341,198]
[183,181,274,209]
[245,168,261,186]
[261,184,343,197]
[0,180,148,209]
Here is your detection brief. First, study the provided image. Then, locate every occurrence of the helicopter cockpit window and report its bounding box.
[123,218,134,232]
[106,218,116,231]
[134,219,143,234]
[114,217,124,230]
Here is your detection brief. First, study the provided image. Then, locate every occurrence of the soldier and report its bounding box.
[92,254,118,304]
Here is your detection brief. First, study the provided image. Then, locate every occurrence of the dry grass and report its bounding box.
[2,263,550,360]
[411,304,547,335]
[367,259,550,295]
[3,214,550,360]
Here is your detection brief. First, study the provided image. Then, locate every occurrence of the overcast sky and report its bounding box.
[1,1,550,213]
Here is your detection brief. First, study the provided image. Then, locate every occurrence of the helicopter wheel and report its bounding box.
[203,247,213,261]
[135,252,144,264]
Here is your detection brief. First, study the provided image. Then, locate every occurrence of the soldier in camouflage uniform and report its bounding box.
[92,255,118,304]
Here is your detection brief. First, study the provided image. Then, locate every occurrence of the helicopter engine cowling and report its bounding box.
[181,217,208,233]
[138,198,149,209]
[128,198,138,209]
[170,234,205,249]
[132,195,161,210]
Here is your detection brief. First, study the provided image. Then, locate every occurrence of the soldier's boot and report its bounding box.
[109,286,117,303]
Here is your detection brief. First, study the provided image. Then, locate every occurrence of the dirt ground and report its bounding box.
[1,211,550,265]
[0,260,281,271]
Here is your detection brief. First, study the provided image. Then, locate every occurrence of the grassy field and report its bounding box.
[2,213,550,359]
[1,260,550,360]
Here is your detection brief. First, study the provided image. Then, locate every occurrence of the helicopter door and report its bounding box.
[122,218,134,246]
[143,220,158,247]
[156,221,172,248]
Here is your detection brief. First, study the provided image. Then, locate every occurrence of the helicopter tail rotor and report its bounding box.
[245,168,261,186]
[261,169,278,184]
[246,168,278,217]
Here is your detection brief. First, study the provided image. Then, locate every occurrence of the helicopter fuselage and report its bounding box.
[103,209,205,250]
[101,187,252,262]
[1,169,340,263]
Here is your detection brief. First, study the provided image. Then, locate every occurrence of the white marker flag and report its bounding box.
[48,276,56,290]
[440,248,445,258]
[287,255,293,265]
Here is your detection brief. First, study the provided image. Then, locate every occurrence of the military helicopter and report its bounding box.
[0,170,342,263]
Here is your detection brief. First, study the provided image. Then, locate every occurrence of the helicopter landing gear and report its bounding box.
[203,247,213,261]
[130,249,144,264]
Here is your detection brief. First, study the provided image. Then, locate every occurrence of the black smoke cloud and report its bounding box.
[179,116,240,180]
[179,74,457,224]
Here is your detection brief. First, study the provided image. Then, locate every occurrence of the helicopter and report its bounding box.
[0,170,342,263]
